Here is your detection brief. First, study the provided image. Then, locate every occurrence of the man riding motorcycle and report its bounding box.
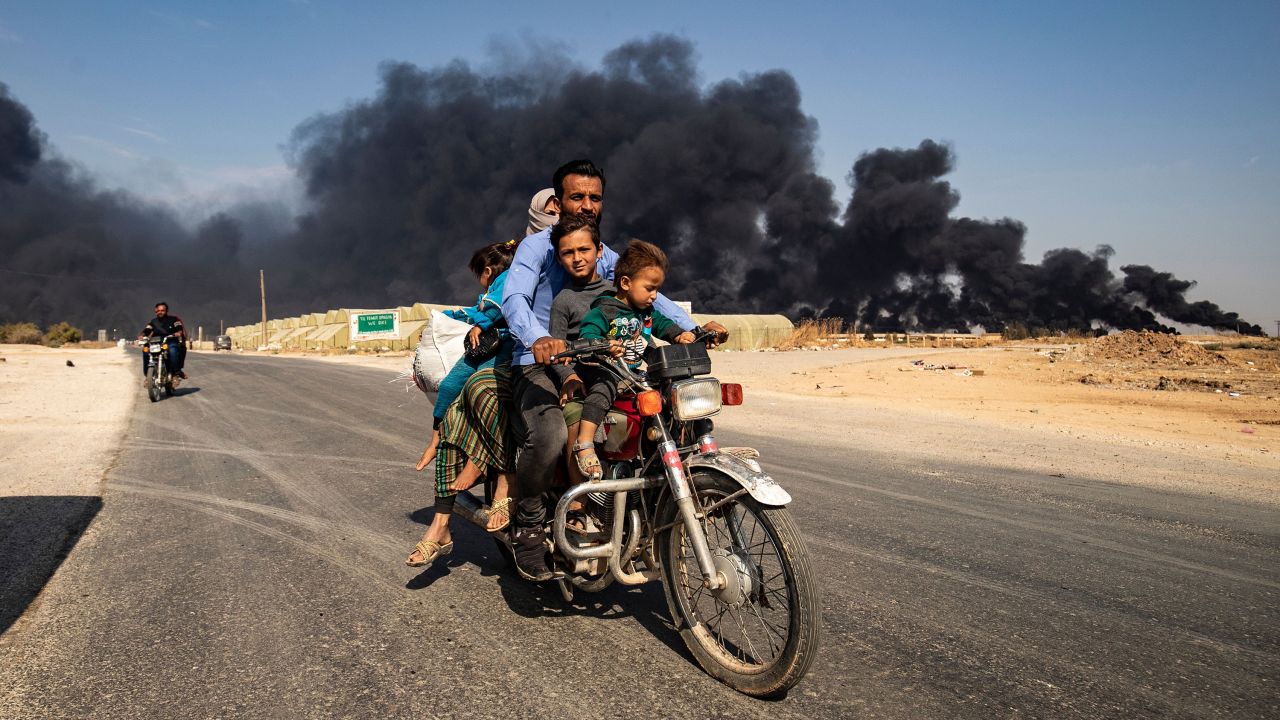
[138,301,187,383]
[501,159,728,580]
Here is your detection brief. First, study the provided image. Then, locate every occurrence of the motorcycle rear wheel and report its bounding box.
[147,366,160,403]
[657,471,820,698]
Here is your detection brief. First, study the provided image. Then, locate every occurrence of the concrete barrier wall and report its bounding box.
[227,304,793,352]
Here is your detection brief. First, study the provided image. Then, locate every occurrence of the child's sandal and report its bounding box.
[572,441,603,482]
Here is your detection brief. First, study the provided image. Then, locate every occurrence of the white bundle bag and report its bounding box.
[411,310,470,393]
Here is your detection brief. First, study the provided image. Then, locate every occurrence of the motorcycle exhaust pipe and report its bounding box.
[608,506,659,586]
[450,490,491,529]
[553,476,661,561]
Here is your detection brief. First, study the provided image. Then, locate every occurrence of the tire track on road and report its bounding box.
[781,465,1280,590]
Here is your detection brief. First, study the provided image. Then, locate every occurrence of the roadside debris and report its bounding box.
[907,359,965,371]
[1066,330,1230,367]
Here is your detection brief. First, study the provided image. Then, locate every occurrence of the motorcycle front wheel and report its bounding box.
[657,471,820,698]
[147,365,160,403]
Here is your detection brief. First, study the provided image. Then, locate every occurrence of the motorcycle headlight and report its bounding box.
[669,378,721,421]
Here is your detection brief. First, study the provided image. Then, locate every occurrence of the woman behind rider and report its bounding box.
[406,189,557,568]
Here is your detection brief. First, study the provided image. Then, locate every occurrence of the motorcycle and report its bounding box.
[450,332,820,697]
[138,334,179,403]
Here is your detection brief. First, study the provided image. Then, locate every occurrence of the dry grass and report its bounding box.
[775,318,848,350]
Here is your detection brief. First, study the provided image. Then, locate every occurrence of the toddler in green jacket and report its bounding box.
[574,239,695,479]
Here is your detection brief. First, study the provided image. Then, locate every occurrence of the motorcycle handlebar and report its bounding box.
[549,337,613,363]
[550,325,725,363]
[690,326,723,345]
[137,334,179,346]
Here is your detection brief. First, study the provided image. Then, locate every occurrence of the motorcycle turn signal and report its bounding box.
[720,383,743,406]
[636,390,663,416]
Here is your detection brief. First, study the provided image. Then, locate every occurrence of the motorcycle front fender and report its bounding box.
[685,451,791,507]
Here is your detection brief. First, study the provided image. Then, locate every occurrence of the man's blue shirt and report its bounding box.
[501,226,696,366]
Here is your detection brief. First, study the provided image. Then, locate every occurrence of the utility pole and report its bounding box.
[260,269,268,350]
[1274,320,1279,339]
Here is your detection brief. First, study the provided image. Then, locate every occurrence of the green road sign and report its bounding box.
[350,310,400,342]
[356,312,395,333]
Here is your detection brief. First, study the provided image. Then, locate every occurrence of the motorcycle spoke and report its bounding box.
[749,600,788,640]
[744,510,760,549]
[748,604,784,657]
[712,603,732,628]
[728,605,764,664]
[760,568,786,586]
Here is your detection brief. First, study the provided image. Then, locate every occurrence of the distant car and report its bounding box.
[213,335,232,351]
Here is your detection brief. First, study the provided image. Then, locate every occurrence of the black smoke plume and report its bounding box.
[0,83,279,336]
[0,39,1265,337]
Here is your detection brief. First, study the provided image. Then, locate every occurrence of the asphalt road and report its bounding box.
[2,353,1277,719]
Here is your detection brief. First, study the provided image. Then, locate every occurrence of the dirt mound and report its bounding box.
[1067,330,1232,367]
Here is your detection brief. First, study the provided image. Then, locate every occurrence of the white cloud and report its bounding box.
[69,134,139,159]
[121,160,304,226]
[118,126,171,144]
[148,10,217,31]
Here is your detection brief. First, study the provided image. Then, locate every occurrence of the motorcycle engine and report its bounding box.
[581,461,639,525]
[582,490,614,525]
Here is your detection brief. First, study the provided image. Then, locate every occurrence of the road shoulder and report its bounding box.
[0,344,137,636]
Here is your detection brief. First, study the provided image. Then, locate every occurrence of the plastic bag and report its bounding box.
[411,311,470,393]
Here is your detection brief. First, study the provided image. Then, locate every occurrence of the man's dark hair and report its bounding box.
[552,159,606,198]
[613,239,668,290]
[467,239,519,278]
[550,213,600,250]
[155,302,168,310]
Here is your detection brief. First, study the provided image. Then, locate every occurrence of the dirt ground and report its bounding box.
[4,332,1276,510]
[720,332,1279,470]
[0,344,137,498]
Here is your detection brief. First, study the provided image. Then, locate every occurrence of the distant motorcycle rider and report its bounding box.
[138,301,187,381]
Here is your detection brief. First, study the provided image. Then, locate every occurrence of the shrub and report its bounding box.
[43,322,83,347]
[1228,341,1275,351]
[776,318,845,350]
[0,322,43,344]
[1002,322,1030,341]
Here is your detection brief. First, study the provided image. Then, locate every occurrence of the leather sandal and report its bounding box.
[405,539,453,567]
[572,441,603,482]
[487,497,512,533]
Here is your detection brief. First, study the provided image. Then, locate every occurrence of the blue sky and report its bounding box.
[1,1,1276,326]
